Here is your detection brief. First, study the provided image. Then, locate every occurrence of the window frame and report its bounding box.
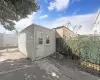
[38,38,43,45]
[46,35,50,45]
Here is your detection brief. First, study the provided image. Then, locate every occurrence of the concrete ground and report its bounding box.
[0,48,99,80]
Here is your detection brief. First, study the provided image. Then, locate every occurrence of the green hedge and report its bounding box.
[67,35,100,64]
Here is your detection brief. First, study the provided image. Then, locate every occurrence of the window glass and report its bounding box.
[38,38,43,44]
[46,35,50,44]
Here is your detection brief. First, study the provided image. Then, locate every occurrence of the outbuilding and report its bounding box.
[18,24,55,61]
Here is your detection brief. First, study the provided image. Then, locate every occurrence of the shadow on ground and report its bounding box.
[47,55,100,77]
[0,60,52,80]
[0,48,99,80]
[0,58,34,72]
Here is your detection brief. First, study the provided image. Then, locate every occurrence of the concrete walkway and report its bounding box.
[0,49,99,80]
[35,58,100,80]
[0,65,53,80]
[0,58,99,80]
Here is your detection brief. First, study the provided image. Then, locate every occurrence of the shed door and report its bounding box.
[36,31,44,59]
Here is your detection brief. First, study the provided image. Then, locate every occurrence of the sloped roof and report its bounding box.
[54,26,75,34]
[94,9,100,24]
[20,23,52,33]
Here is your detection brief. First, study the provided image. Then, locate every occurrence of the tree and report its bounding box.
[65,21,71,28]
[65,21,82,33]
[0,0,39,31]
[73,25,82,33]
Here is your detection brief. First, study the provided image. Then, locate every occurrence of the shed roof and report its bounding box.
[20,23,52,33]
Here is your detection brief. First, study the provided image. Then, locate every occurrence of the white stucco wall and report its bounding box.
[3,34,18,47]
[0,33,18,48]
[0,34,3,47]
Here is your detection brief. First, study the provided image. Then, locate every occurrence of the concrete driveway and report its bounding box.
[0,48,99,80]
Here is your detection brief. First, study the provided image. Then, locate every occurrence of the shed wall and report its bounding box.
[19,24,55,61]
[34,26,55,60]
[18,26,34,59]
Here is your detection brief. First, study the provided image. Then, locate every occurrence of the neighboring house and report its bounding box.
[18,24,55,61]
[92,9,100,34]
[54,26,75,53]
[54,26,75,39]
[0,33,18,48]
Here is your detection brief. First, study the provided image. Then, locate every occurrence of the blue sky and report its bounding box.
[0,0,100,34]
[39,0,100,17]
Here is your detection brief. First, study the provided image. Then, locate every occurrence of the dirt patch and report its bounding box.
[0,48,25,61]
[0,48,34,72]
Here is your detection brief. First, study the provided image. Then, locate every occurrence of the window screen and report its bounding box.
[46,35,50,44]
[38,38,43,44]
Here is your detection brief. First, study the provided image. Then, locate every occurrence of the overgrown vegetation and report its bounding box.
[56,35,100,75]
[67,35,100,65]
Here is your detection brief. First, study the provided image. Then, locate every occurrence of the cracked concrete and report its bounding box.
[0,48,99,80]
[35,58,100,80]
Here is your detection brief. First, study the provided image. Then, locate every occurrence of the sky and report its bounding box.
[0,0,100,34]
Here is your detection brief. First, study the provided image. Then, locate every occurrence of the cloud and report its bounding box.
[15,13,36,31]
[48,0,70,11]
[0,25,16,34]
[14,15,32,31]
[43,13,96,34]
[39,15,48,19]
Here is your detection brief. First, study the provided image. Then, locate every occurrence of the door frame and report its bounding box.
[36,31,44,59]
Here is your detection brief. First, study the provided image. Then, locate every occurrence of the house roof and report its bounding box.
[94,9,100,24]
[53,26,64,29]
[54,26,75,34]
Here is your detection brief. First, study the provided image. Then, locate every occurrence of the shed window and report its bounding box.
[46,35,50,44]
[38,38,43,44]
